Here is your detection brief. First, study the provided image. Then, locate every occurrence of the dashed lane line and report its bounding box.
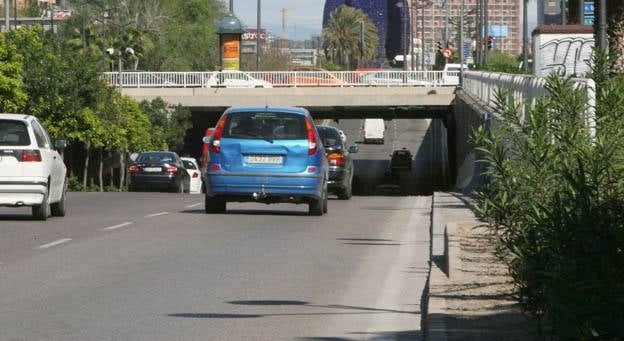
[145,211,169,218]
[101,222,133,231]
[185,203,202,208]
[37,238,72,250]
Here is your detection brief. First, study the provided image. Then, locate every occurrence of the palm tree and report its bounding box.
[321,5,379,70]
[607,0,624,72]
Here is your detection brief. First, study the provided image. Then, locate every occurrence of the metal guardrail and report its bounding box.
[102,71,459,88]
[462,71,596,128]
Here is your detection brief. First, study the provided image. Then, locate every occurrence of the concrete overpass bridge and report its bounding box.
[105,70,457,119]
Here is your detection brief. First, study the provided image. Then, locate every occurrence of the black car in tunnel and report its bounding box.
[128,151,190,193]
[316,125,358,199]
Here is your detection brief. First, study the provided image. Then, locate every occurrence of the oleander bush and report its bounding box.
[472,69,624,338]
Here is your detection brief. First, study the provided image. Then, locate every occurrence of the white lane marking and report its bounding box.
[37,238,72,250]
[145,211,169,218]
[185,203,202,208]
[101,222,133,231]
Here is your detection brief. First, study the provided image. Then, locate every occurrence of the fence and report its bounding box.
[102,70,459,88]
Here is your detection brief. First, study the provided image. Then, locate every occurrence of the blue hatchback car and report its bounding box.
[203,107,329,215]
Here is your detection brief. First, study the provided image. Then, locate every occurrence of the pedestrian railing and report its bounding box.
[102,70,459,88]
[462,71,596,128]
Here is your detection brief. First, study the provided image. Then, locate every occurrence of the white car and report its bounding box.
[363,118,385,144]
[181,157,202,194]
[0,114,67,220]
[358,72,433,86]
[441,63,468,85]
[204,71,273,88]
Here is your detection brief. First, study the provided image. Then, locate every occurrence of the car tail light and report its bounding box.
[165,166,177,174]
[305,118,317,155]
[192,172,199,178]
[21,150,42,162]
[211,115,227,154]
[327,152,345,167]
[128,165,140,174]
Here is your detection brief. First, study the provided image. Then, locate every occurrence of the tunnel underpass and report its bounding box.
[182,113,451,197]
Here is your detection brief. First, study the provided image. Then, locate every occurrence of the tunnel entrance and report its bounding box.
[182,113,450,197]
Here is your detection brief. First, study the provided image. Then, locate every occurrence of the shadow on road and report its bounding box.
[180,209,309,217]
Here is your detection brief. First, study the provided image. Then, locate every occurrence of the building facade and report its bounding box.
[323,0,411,63]
[409,0,521,58]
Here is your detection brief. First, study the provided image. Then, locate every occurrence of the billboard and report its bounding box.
[488,25,508,38]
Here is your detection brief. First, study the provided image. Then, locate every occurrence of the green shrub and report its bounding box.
[472,73,624,338]
[66,176,83,192]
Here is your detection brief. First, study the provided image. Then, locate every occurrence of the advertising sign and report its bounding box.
[584,2,594,25]
[221,34,240,70]
[487,25,508,38]
[242,29,268,43]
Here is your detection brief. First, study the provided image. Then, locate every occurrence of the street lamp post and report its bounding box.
[3,0,9,31]
[522,0,529,71]
[459,0,464,85]
[256,0,261,71]
[598,0,606,52]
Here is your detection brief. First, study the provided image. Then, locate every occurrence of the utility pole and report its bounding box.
[598,0,606,52]
[579,0,585,25]
[12,0,16,29]
[459,0,465,85]
[476,0,481,66]
[359,21,365,67]
[561,0,567,24]
[483,0,488,65]
[402,2,408,71]
[522,0,529,71]
[3,0,9,31]
[421,1,425,70]
[444,0,449,48]
[256,0,261,71]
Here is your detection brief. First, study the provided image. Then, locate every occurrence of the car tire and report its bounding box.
[32,187,50,221]
[175,180,184,193]
[50,181,67,217]
[337,185,352,200]
[184,180,190,194]
[322,189,328,214]
[308,197,323,216]
[205,195,226,214]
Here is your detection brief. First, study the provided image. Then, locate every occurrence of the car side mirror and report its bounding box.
[54,139,66,150]
[348,145,359,154]
[202,136,212,144]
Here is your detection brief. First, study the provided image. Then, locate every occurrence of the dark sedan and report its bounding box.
[317,125,358,199]
[390,148,413,172]
[128,151,190,193]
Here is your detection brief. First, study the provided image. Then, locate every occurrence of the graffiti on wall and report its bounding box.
[539,37,594,77]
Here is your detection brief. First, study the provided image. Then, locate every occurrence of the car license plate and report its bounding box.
[143,167,161,172]
[246,155,283,164]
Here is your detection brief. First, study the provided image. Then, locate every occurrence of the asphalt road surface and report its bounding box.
[0,118,442,340]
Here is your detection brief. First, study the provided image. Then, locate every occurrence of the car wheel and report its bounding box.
[32,187,50,221]
[184,180,191,194]
[308,197,323,216]
[50,181,67,217]
[322,188,328,214]
[205,194,226,214]
[337,184,352,200]
[175,180,184,193]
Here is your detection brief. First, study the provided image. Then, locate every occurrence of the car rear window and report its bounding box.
[0,120,30,146]
[223,112,307,140]
[317,127,343,150]
[137,152,176,163]
[182,160,197,169]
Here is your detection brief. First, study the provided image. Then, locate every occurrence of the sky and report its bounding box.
[234,0,538,41]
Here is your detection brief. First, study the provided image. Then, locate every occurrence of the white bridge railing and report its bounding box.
[102,70,459,88]
[463,71,596,125]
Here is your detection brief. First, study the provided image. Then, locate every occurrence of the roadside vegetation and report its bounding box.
[471,51,624,338]
[0,0,226,191]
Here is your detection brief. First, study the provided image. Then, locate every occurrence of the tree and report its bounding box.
[140,97,192,153]
[241,48,292,71]
[0,33,27,113]
[322,5,379,70]
[607,0,624,72]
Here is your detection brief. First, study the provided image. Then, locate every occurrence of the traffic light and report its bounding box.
[436,41,443,53]
[486,35,493,50]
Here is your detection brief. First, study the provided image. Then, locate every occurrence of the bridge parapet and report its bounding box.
[462,71,595,124]
[103,70,459,88]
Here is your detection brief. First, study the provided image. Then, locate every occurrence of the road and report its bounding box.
[0,118,444,340]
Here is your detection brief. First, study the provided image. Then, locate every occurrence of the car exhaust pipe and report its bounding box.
[252,186,268,201]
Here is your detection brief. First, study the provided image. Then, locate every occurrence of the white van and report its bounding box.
[363,119,385,144]
[442,63,468,85]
